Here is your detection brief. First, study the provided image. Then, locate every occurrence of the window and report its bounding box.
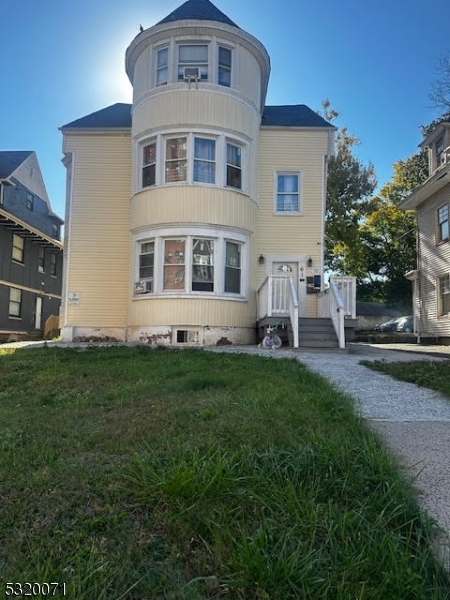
[156,46,168,86]
[143,141,157,187]
[139,241,154,292]
[178,44,208,81]
[9,287,22,317]
[192,239,214,291]
[276,173,300,213]
[439,274,450,316]
[166,137,187,183]
[226,143,242,189]
[38,247,45,273]
[26,192,34,211]
[436,137,445,168]
[164,239,185,290]
[194,137,216,184]
[12,234,24,263]
[218,46,232,87]
[225,242,241,293]
[52,224,60,240]
[0,183,4,205]
[50,253,57,276]
[437,204,449,243]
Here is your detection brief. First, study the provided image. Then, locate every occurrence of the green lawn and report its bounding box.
[360,358,450,399]
[0,346,448,599]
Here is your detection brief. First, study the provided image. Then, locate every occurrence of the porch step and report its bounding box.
[296,318,338,348]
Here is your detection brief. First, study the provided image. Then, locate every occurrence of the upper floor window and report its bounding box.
[194,137,216,184]
[140,133,245,191]
[143,141,157,188]
[218,46,232,87]
[437,204,449,243]
[12,234,24,263]
[166,137,188,183]
[438,274,450,316]
[156,47,169,86]
[436,137,445,168]
[52,224,60,240]
[50,253,57,276]
[276,173,301,214]
[9,287,22,318]
[0,183,3,205]
[26,192,34,211]
[178,44,208,81]
[226,143,242,189]
[38,247,45,273]
[225,241,241,294]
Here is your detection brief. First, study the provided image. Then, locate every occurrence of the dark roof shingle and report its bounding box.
[0,151,33,179]
[61,103,132,130]
[262,105,333,128]
[157,0,238,28]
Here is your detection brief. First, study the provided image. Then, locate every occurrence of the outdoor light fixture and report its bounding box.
[307,257,313,267]
[258,254,265,264]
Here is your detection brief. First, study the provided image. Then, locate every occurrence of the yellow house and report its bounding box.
[60,0,355,347]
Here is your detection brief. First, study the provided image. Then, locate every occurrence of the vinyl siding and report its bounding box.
[62,133,131,327]
[417,182,450,336]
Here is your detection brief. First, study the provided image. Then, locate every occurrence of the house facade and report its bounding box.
[60,0,336,346]
[0,151,63,340]
[400,118,450,343]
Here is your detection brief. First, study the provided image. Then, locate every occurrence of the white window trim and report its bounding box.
[136,131,248,194]
[133,227,248,300]
[437,203,449,244]
[155,45,169,87]
[438,273,450,317]
[274,170,303,216]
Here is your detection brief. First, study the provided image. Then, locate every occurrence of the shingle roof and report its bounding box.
[262,105,333,128]
[61,103,333,131]
[157,0,238,28]
[0,151,33,179]
[60,103,132,130]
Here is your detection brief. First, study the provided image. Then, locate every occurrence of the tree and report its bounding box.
[321,100,377,273]
[429,53,450,112]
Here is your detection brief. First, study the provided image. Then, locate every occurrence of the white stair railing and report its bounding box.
[257,276,299,347]
[288,277,299,348]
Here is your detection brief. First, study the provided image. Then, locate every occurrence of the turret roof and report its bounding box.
[156,0,239,28]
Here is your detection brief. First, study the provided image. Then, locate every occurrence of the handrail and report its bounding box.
[288,277,299,348]
[329,279,345,349]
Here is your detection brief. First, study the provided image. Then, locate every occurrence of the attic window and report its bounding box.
[26,192,34,211]
[436,137,445,168]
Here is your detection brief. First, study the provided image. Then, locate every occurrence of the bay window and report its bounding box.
[166,137,187,183]
[135,232,246,297]
[156,46,168,86]
[194,137,216,184]
[218,46,232,87]
[226,143,242,189]
[142,141,156,187]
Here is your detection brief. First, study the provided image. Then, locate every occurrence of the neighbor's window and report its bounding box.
[164,239,185,291]
[439,274,450,316]
[178,44,208,81]
[436,137,445,168]
[26,192,34,211]
[226,143,242,189]
[9,287,22,317]
[142,141,157,187]
[192,239,214,292]
[218,46,232,87]
[156,46,168,86]
[194,137,216,184]
[276,173,300,213]
[38,247,45,273]
[50,253,57,276]
[166,137,187,183]
[12,234,24,263]
[437,204,449,243]
[0,182,4,205]
[225,241,241,294]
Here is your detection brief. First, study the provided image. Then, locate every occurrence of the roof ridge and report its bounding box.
[157,0,239,28]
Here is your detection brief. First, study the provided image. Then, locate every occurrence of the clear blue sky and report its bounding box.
[1,0,449,221]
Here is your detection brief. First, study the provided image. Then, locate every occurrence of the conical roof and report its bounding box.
[157,0,239,28]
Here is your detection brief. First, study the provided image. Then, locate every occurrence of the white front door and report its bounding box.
[270,258,307,316]
[35,297,42,330]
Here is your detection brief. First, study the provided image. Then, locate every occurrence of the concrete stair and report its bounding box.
[295,318,339,348]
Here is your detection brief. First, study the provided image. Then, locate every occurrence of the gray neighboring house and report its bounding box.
[0,151,64,340]
[400,118,450,343]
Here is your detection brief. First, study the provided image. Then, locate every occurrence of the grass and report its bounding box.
[0,345,449,599]
[360,358,450,399]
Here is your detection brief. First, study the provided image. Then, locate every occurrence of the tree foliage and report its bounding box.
[429,53,450,111]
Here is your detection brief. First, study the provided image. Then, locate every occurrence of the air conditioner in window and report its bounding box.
[184,66,200,80]
[134,280,152,294]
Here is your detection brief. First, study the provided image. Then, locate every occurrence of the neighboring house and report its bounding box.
[60,0,355,346]
[355,302,403,331]
[400,118,450,343]
[0,151,63,340]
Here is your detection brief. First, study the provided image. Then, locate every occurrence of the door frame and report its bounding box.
[265,254,307,316]
[35,296,43,330]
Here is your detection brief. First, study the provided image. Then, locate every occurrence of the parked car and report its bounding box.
[374,316,413,333]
